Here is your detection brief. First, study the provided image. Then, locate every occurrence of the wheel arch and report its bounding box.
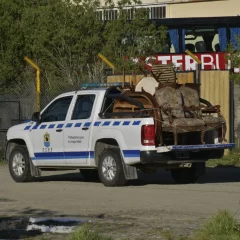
[94,138,120,167]
[6,133,35,162]
[5,139,27,162]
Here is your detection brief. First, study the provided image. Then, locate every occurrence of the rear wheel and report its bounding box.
[170,167,199,184]
[98,149,127,187]
[9,145,33,182]
[80,169,99,182]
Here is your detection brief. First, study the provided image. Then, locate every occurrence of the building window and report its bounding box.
[150,6,166,19]
[97,4,166,21]
[103,9,118,20]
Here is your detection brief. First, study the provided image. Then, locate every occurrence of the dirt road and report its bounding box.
[1,165,240,239]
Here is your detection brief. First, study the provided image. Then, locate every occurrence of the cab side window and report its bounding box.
[72,95,95,120]
[41,96,73,122]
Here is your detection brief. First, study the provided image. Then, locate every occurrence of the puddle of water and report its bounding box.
[0,217,90,238]
[27,217,88,233]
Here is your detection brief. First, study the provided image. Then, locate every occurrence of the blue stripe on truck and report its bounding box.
[25,120,142,130]
[122,150,140,158]
[32,150,140,160]
[32,151,92,160]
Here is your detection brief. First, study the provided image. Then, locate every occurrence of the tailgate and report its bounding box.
[157,143,235,153]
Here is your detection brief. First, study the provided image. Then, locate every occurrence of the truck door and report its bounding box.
[63,94,96,165]
[30,95,73,166]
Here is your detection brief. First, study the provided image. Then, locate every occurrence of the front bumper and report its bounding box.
[140,143,235,164]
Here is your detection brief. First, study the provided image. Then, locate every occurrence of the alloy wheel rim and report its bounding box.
[102,156,117,180]
[12,152,25,176]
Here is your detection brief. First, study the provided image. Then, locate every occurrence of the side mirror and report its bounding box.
[32,112,41,123]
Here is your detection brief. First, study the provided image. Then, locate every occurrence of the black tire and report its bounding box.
[80,169,99,182]
[98,149,127,187]
[9,145,33,182]
[170,167,199,184]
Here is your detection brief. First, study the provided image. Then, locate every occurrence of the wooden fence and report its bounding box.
[107,71,195,85]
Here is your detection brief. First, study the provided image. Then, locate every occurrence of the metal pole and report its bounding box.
[230,78,235,145]
[36,69,40,112]
[98,53,115,73]
[18,101,21,124]
[24,56,41,112]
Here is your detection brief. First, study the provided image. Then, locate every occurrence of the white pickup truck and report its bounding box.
[4,83,235,186]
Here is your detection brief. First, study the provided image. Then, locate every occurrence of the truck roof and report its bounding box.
[56,88,108,98]
[55,82,130,98]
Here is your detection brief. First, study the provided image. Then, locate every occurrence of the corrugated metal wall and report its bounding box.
[200,71,230,142]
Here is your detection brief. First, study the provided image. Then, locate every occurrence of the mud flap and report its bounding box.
[29,159,41,177]
[122,162,138,180]
[119,149,138,180]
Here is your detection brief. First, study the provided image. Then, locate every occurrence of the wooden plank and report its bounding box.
[107,75,144,84]
[176,72,194,84]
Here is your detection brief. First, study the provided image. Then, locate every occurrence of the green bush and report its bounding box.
[70,225,113,240]
[162,210,240,240]
[193,210,240,240]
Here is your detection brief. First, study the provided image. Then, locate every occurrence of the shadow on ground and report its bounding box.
[31,165,240,186]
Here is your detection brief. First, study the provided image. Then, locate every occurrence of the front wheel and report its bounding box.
[9,145,33,182]
[98,149,127,187]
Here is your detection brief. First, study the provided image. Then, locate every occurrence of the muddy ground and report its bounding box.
[1,165,240,239]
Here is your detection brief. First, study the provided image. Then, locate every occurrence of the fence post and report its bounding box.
[24,57,41,112]
[230,78,235,146]
[196,63,201,84]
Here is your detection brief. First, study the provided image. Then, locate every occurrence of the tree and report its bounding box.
[0,0,106,95]
[21,0,105,86]
[0,0,27,91]
[0,0,167,98]
[226,36,240,84]
[101,0,167,73]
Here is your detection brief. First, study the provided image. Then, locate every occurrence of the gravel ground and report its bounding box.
[1,165,240,239]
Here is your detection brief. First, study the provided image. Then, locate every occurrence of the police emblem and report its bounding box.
[44,132,50,147]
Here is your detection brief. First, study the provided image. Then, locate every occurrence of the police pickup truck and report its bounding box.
[5,83,235,186]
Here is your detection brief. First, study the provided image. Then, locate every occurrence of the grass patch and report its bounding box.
[11,210,240,240]
[207,148,240,167]
[161,210,240,240]
[70,225,113,240]
[192,210,240,240]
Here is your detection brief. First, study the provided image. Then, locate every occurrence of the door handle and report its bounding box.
[56,129,63,132]
[82,127,89,131]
